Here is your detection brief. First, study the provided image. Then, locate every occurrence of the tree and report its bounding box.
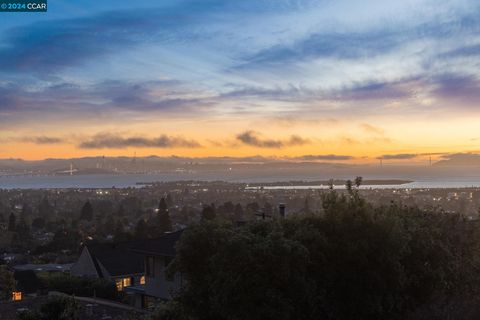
[21,203,32,217]
[80,201,93,221]
[201,204,216,221]
[117,204,125,217]
[37,228,82,253]
[158,198,168,214]
[345,179,353,193]
[166,193,173,207]
[32,217,46,229]
[159,188,480,320]
[16,215,30,234]
[0,265,15,300]
[234,204,244,221]
[135,219,148,239]
[38,196,53,218]
[264,202,273,216]
[7,212,15,232]
[100,215,115,236]
[354,176,363,188]
[167,221,314,320]
[19,296,80,320]
[114,220,129,241]
[327,178,334,190]
[158,198,172,233]
[303,196,311,214]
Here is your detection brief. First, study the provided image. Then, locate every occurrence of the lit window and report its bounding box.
[140,275,145,285]
[116,277,132,291]
[12,291,22,301]
[115,279,123,291]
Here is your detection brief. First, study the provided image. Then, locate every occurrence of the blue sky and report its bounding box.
[1,0,480,160]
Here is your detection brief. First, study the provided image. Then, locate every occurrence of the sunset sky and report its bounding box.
[1,0,480,162]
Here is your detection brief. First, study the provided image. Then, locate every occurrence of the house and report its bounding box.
[70,241,145,292]
[127,230,184,309]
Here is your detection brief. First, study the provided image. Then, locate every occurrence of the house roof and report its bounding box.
[86,241,145,277]
[131,230,184,257]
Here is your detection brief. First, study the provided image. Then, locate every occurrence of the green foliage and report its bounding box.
[18,296,79,320]
[0,265,15,300]
[43,273,119,300]
[135,218,148,239]
[38,196,53,218]
[158,198,173,233]
[201,204,216,221]
[32,216,46,229]
[8,212,15,231]
[80,201,93,221]
[33,228,82,254]
[162,191,480,320]
[150,301,191,320]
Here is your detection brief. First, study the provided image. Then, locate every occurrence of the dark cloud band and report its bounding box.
[79,133,201,149]
[236,131,309,148]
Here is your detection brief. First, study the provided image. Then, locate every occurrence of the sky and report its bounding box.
[1,0,480,163]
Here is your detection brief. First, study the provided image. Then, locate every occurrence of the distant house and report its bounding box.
[70,241,145,292]
[127,230,184,309]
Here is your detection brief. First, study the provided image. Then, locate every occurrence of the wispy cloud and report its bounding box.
[79,133,202,149]
[0,80,214,125]
[236,131,309,148]
[378,153,418,160]
[0,7,209,75]
[0,136,66,144]
[432,74,480,106]
[360,123,384,135]
[237,9,480,69]
[20,136,65,144]
[435,153,480,166]
[295,154,354,161]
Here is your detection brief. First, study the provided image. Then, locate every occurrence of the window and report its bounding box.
[146,256,155,277]
[140,275,145,285]
[115,277,132,291]
[115,278,123,291]
[12,291,22,301]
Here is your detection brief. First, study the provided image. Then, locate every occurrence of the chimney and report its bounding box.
[279,203,286,218]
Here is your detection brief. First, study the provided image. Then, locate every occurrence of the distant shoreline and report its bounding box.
[246,179,413,187]
[2,174,480,189]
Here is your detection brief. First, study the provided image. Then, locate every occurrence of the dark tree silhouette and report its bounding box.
[80,201,94,221]
[32,217,46,229]
[354,176,363,188]
[234,204,244,221]
[135,219,148,239]
[345,179,353,193]
[38,196,53,218]
[7,212,15,232]
[166,193,173,207]
[201,204,216,221]
[158,198,172,233]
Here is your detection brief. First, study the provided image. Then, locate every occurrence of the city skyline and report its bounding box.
[1,0,480,162]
